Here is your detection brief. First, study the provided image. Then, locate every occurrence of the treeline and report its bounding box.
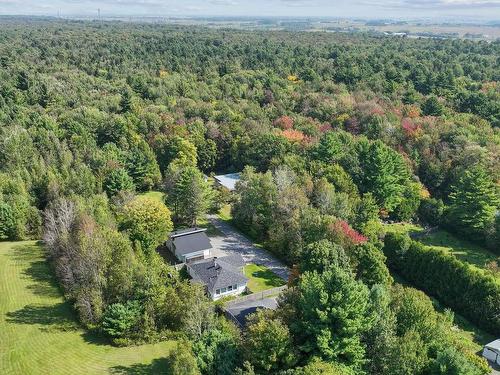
[384,232,500,335]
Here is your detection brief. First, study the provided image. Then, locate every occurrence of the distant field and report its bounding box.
[0,241,175,375]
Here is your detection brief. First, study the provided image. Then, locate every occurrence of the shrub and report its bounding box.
[384,233,500,334]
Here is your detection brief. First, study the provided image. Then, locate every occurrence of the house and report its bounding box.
[166,228,212,263]
[187,254,248,300]
[483,339,500,365]
[213,173,241,192]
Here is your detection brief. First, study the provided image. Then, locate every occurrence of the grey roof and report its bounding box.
[171,228,212,256]
[485,340,500,352]
[189,255,248,294]
[213,173,241,191]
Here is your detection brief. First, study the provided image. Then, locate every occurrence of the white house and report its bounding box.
[187,254,248,300]
[166,228,212,263]
[483,339,500,365]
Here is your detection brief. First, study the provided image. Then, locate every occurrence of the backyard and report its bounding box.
[0,241,176,375]
[244,263,286,293]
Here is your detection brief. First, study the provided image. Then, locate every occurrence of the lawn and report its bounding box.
[244,263,285,293]
[140,190,165,203]
[0,241,176,375]
[418,229,498,270]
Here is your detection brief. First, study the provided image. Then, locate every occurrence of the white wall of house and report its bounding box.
[483,347,500,364]
[211,284,247,300]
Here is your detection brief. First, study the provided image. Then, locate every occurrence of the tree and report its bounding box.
[300,239,349,274]
[167,341,201,375]
[356,140,411,213]
[288,267,371,372]
[244,310,296,373]
[120,88,133,113]
[447,166,499,238]
[166,165,213,226]
[193,320,241,375]
[0,202,16,240]
[101,301,141,341]
[126,139,162,191]
[355,242,393,287]
[104,168,135,197]
[422,96,444,116]
[120,196,173,253]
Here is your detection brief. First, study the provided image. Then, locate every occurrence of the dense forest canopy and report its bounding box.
[0,19,499,375]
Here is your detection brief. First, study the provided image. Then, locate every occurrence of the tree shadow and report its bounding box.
[23,260,62,298]
[252,269,285,288]
[6,303,79,332]
[110,358,170,375]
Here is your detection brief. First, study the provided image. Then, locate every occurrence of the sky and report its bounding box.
[0,0,499,20]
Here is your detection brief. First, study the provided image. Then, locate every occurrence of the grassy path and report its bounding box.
[0,241,175,375]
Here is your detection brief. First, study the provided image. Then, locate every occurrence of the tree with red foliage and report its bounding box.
[273,115,294,130]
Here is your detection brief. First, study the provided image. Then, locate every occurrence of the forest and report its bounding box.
[0,18,499,375]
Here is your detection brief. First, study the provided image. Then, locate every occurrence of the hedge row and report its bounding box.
[384,233,500,335]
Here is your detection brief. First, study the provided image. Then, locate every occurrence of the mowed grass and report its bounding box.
[244,263,285,293]
[139,191,165,203]
[0,241,175,375]
[418,230,498,270]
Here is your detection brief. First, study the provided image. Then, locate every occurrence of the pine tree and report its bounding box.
[448,166,499,237]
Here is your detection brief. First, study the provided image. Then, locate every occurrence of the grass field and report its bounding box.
[385,223,498,275]
[0,241,175,375]
[139,191,165,203]
[418,229,498,270]
[244,263,285,293]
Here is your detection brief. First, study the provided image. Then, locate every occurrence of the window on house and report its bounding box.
[221,287,227,293]
[233,284,237,290]
[215,289,220,295]
[228,285,233,291]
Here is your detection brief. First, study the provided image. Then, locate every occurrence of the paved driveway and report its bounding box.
[226,297,278,326]
[208,216,290,281]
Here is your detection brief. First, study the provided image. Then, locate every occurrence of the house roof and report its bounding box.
[170,228,212,256]
[189,255,248,295]
[213,173,241,191]
[485,339,500,353]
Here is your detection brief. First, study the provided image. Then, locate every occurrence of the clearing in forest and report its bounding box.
[0,241,175,375]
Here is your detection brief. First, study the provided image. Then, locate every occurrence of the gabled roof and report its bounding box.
[189,255,248,294]
[213,173,241,191]
[485,339,500,353]
[170,228,212,256]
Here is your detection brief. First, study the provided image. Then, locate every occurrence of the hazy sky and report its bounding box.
[0,0,499,20]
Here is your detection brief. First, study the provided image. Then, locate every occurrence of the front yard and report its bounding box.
[244,263,286,293]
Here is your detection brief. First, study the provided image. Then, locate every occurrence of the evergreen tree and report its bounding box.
[290,267,371,372]
[448,166,499,237]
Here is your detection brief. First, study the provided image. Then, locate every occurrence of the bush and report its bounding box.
[101,301,142,343]
[384,233,500,334]
[418,198,444,226]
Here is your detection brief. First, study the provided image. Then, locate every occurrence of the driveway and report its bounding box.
[225,297,278,326]
[207,216,290,281]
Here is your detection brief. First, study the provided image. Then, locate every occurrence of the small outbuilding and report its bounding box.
[483,339,500,365]
[166,228,212,263]
[213,173,241,192]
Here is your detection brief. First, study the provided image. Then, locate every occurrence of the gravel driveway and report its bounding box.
[207,215,290,281]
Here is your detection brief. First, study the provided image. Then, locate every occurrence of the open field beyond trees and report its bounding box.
[0,241,175,375]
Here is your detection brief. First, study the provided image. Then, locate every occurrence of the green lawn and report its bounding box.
[418,229,498,270]
[0,241,175,375]
[218,204,232,222]
[244,263,285,293]
[139,190,165,203]
[385,223,498,276]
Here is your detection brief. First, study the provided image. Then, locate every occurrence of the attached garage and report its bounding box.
[483,339,500,365]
